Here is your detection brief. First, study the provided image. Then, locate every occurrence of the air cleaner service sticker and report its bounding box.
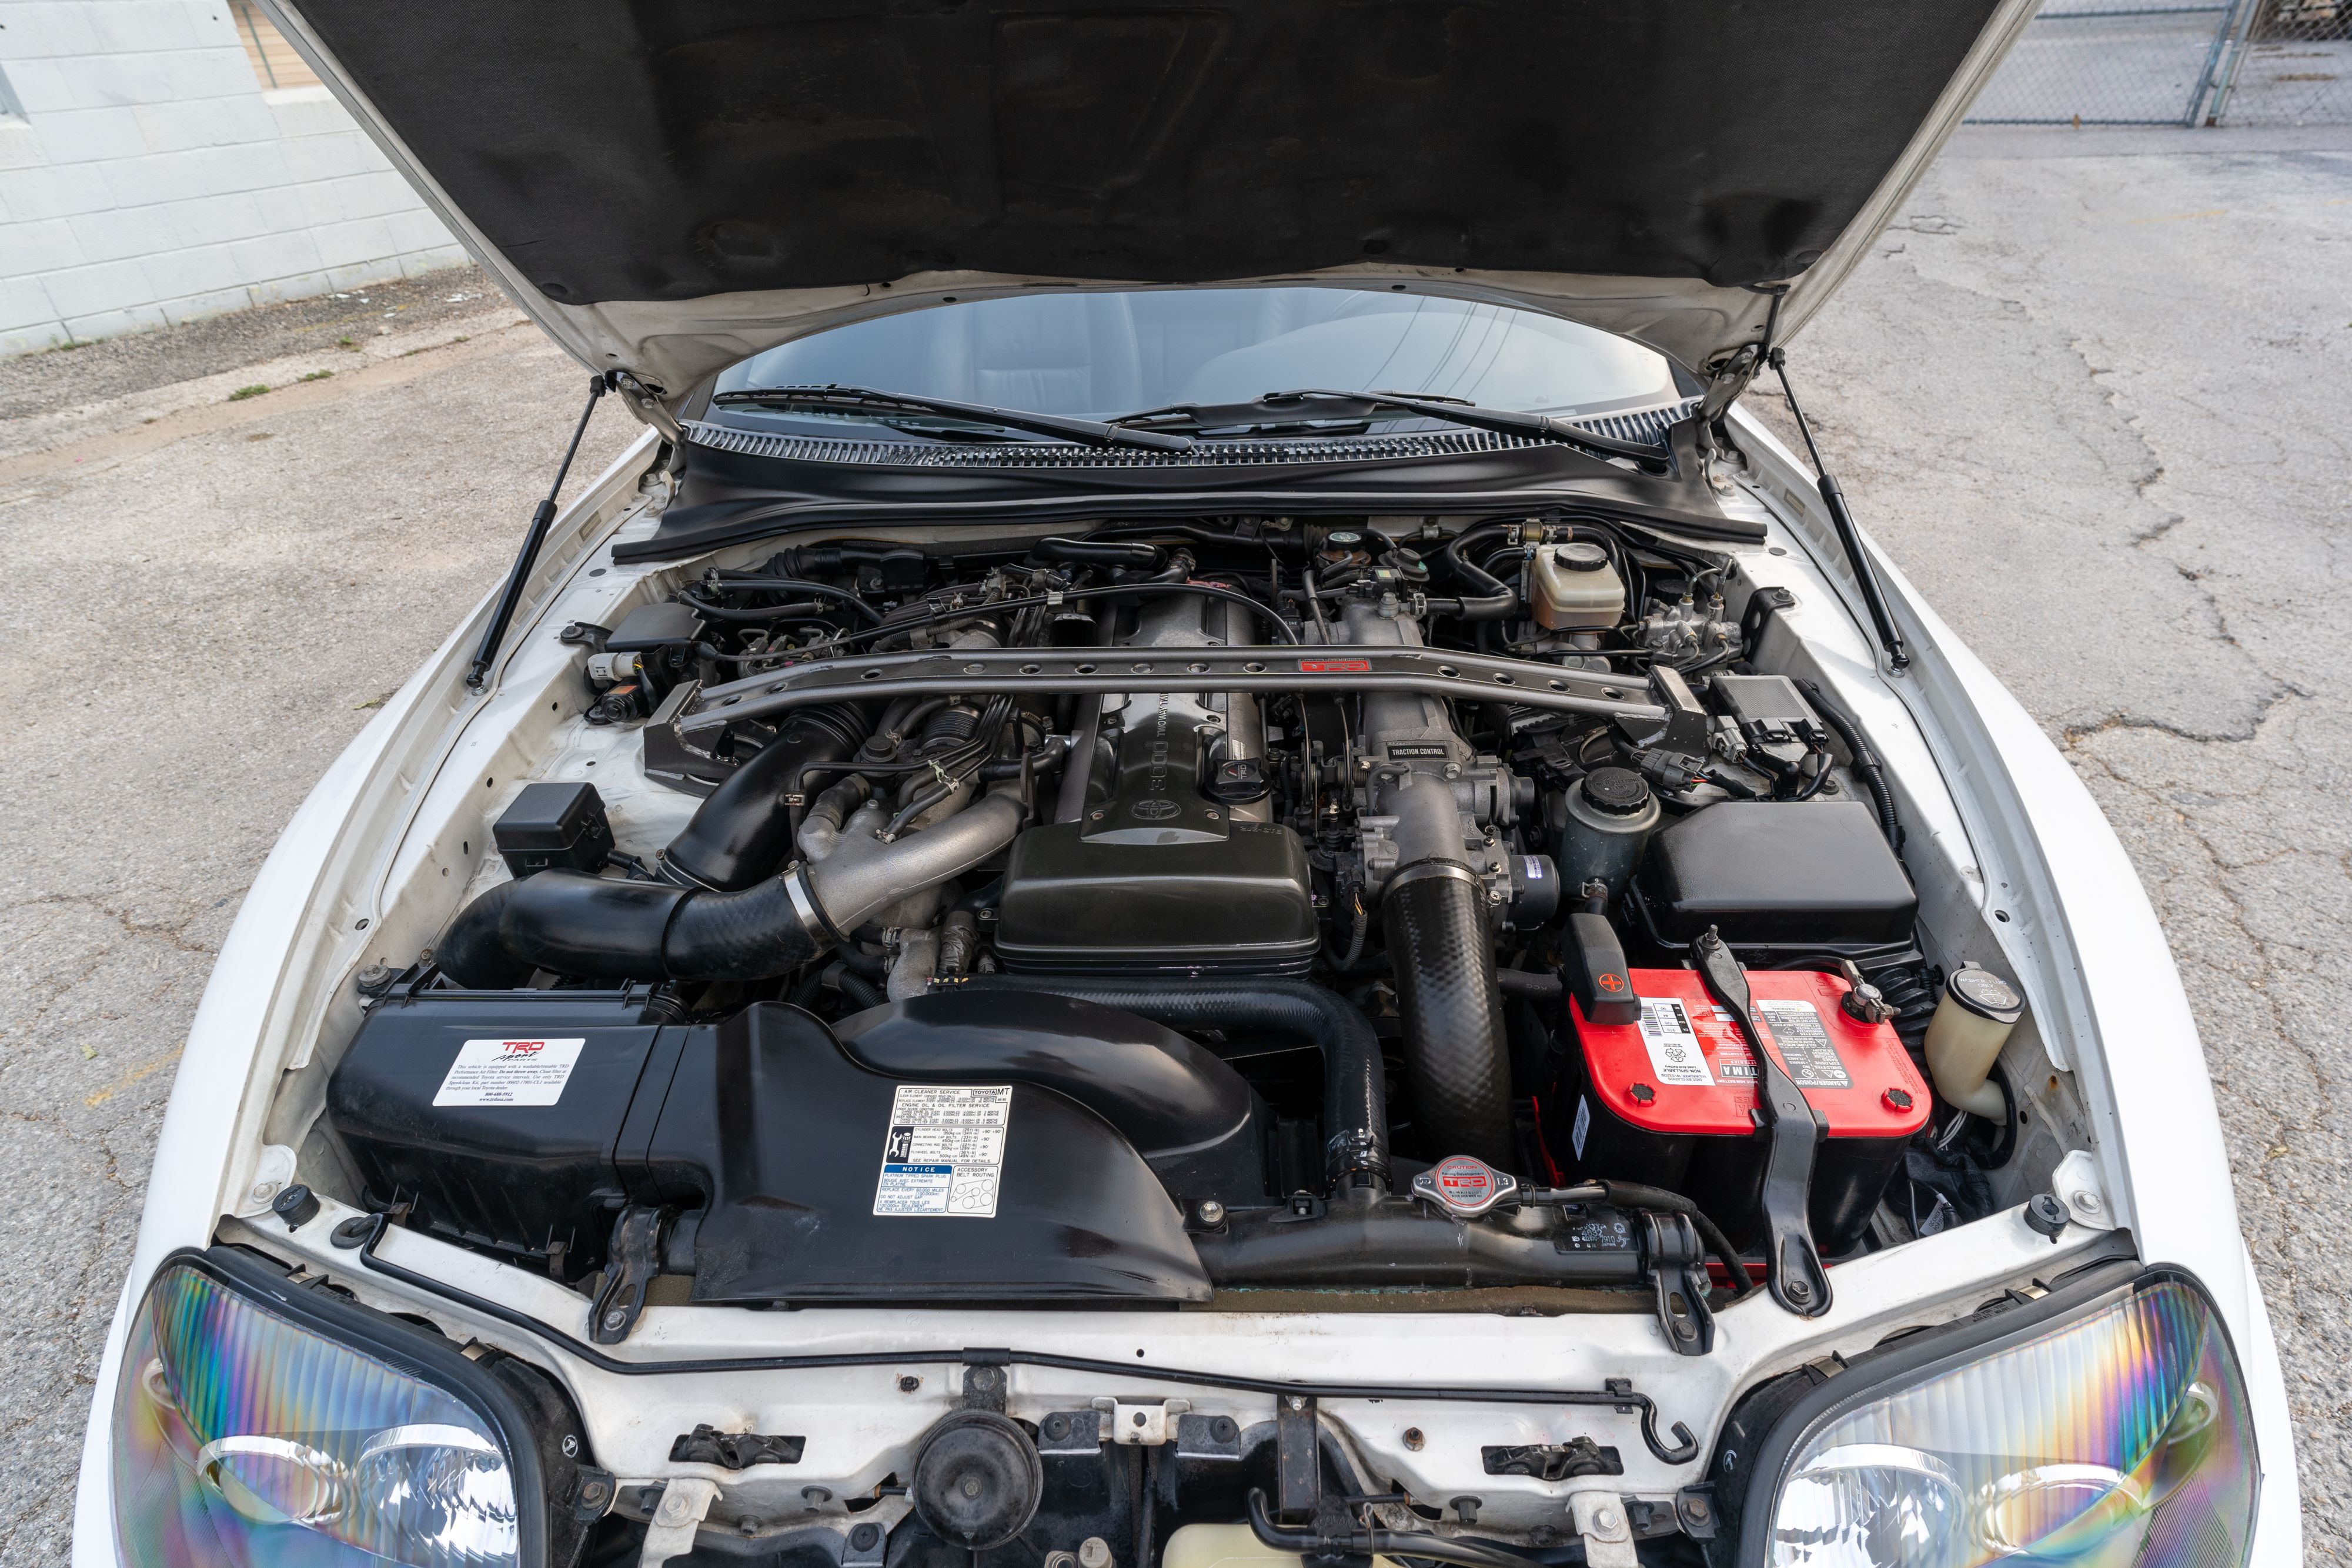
[874,1084,1011,1218]
[433,1038,585,1107]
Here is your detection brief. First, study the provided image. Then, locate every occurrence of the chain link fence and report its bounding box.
[1966,0,2350,125]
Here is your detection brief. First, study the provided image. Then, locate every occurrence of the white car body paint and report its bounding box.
[73,410,2300,1562]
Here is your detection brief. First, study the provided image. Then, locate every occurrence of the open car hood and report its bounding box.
[266,0,2035,413]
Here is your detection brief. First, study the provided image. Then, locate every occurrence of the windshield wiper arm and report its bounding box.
[711,384,1193,452]
[1247,389,1673,471]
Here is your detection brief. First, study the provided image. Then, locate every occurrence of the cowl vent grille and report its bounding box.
[681,399,1696,470]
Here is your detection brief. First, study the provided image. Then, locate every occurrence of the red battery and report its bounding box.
[1539,968,1930,1258]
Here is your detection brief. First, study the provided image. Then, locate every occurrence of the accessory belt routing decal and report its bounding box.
[874,1084,1011,1218]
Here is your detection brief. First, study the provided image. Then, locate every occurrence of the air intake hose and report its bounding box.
[950,973,1388,1191]
[1385,861,1514,1168]
[439,788,1021,986]
[660,708,865,891]
[1372,771,1516,1170]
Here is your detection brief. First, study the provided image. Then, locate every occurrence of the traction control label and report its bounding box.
[874,1085,1011,1218]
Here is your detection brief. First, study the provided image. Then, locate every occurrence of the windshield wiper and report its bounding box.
[1122,389,1673,472]
[711,384,1193,452]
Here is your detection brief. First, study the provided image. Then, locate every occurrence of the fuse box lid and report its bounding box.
[1568,967,1929,1139]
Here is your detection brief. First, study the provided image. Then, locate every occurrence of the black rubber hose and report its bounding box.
[1246,1492,1546,1568]
[1384,866,1515,1170]
[1030,537,1167,570]
[662,875,827,979]
[683,578,882,624]
[1795,677,1900,848]
[953,974,1388,1189]
[433,879,534,988]
[835,967,886,1011]
[660,714,858,891]
[437,868,826,985]
[1571,1179,1756,1300]
[1440,523,1521,607]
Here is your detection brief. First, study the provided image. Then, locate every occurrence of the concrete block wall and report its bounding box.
[0,1,466,357]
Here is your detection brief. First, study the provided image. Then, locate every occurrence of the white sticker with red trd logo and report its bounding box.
[433,1038,586,1107]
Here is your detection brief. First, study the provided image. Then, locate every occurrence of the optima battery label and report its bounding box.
[1635,998,1715,1086]
[1756,999,1853,1089]
[873,1084,1011,1218]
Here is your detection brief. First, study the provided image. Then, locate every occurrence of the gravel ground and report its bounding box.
[0,263,504,424]
[4,128,2347,1562]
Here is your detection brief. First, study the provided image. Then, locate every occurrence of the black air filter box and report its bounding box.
[1631,800,1915,952]
[325,994,1215,1303]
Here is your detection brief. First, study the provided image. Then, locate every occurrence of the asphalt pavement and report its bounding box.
[4,126,2348,1561]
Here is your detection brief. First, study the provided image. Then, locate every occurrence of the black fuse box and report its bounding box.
[1631,800,1915,954]
[492,782,614,878]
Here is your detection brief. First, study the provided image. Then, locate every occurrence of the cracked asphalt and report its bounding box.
[4,127,2348,1561]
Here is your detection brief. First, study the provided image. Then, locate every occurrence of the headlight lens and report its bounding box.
[1766,1271,2257,1567]
[112,1256,524,1568]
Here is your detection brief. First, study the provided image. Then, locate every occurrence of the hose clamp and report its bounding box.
[783,864,853,948]
[1381,857,1486,901]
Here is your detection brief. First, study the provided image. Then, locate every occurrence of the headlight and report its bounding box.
[111,1249,552,1568]
[1718,1265,2258,1567]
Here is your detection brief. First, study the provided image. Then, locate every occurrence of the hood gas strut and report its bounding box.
[1766,349,1912,672]
[467,373,609,691]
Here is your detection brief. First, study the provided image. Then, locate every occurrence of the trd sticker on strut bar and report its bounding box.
[1634,999,1715,1086]
[433,1039,584,1107]
[873,1084,1011,1218]
[1298,658,1371,672]
[1756,1000,1853,1089]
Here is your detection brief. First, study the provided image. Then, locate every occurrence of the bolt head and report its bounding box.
[1402,1427,1425,1450]
[2074,1191,2104,1214]
[1785,1279,1813,1304]
[898,1375,921,1392]
[1197,1199,1226,1225]
[1593,1505,1620,1531]
[602,1310,627,1330]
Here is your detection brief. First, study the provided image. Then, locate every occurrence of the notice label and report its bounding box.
[433,1039,584,1107]
[1635,998,1715,1086]
[1758,1001,1853,1089]
[874,1085,1011,1218]
[1571,1095,1592,1159]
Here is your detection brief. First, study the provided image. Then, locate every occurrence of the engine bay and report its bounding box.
[323,514,2034,1342]
[241,501,2117,1567]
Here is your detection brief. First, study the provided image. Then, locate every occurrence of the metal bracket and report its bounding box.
[1564,1486,1639,1568]
[590,1206,671,1345]
[2052,1149,2117,1231]
[1038,1410,1105,1456]
[638,1477,720,1568]
[1695,930,1831,1318]
[1274,1395,1320,1523]
[1091,1397,1191,1446]
[1639,1212,1717,1356]
[963,1362,1010,1413]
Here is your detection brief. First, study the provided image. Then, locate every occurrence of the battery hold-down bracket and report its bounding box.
[1693,928,1832,1317]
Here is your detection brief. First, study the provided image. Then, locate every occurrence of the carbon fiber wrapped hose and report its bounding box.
[1384,861,1515,1169]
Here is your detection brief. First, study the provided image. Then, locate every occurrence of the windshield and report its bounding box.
[710,289,1681,428]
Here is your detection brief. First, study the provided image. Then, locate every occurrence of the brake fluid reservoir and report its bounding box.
[1529,541,1626,630]
[1923,963,2024,1119]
